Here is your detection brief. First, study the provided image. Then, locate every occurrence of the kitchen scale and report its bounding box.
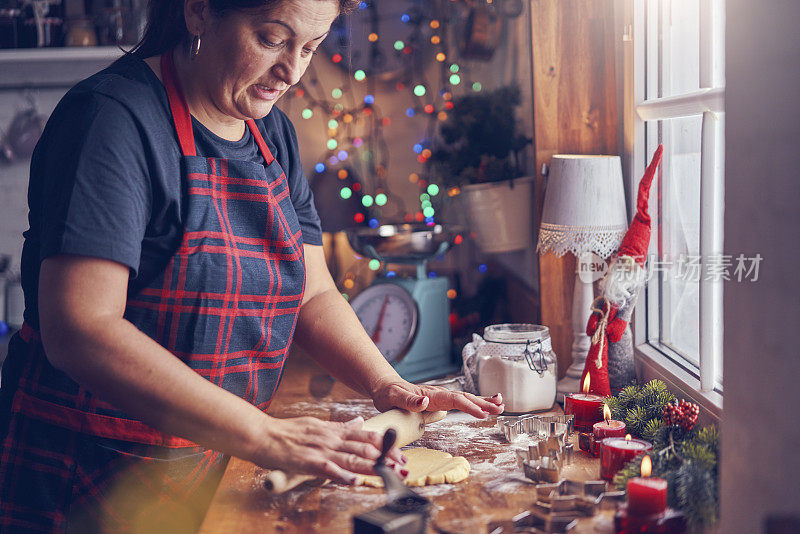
[346,224,461,382]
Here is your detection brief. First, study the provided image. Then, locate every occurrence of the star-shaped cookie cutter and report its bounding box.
[498,415,574,484]
[487,479,625,533]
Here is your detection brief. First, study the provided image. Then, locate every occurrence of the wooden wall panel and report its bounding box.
[531,0,619,378]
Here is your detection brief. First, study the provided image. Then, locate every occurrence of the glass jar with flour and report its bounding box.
[465,324,557,413]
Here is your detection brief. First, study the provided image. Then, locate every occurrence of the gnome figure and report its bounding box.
[581,146,663,396]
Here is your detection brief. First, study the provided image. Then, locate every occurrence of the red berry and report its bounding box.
[662,399,699,431]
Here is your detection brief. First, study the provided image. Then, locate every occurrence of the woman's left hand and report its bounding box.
[371,380,504,418]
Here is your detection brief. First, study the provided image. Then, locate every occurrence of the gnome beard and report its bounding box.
[602,255,648,308]
[598,256,647,393]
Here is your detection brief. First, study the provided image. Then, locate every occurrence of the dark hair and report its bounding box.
[128,0,358,58]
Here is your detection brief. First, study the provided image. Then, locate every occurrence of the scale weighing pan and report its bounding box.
[346,224,460,265]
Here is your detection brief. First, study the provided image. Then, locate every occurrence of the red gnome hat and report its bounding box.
[617,145,664,266]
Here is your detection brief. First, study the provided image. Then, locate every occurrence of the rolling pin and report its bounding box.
[263,409,447,493]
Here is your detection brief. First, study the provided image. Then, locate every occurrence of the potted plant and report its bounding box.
[429,85,533,253]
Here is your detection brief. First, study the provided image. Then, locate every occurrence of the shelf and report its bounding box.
[0,46,125,63]
[0,46,126,90]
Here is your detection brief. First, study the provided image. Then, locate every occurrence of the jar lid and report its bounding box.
[484,323,550,344]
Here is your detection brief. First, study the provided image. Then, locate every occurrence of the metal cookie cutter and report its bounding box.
[533,479,626,521]
[497,414,574,444]
[504,415,573,484]
[522,455,561,484]
[516,442,573,484]
[487,509,578,534]
[486,480,626,534]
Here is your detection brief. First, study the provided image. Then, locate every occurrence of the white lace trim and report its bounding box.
[536,223,628,258]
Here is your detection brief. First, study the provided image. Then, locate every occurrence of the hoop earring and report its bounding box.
[190,34,202,59]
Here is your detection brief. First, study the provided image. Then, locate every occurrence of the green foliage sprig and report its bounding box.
[603,380,675,440]
[613,424,720,529]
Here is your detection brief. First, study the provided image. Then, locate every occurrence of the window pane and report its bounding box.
[655,115,702,366]
[648,0,701,99]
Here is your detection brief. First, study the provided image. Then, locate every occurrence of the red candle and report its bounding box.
[599,435,652,480]
[586,404,626,455]
[593,419,626,438]
[593,404,626,439]
[614,506,686,533]
[563,375,605,432]
[627,456,668,516]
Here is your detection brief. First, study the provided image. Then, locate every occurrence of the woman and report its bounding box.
[0,0,504,531]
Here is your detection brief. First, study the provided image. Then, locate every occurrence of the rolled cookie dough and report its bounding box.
[360,448,470,487]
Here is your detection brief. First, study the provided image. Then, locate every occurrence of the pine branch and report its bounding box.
[641,418,664,442]
[638,380,675,420]
[618,385,639,407]
[681,442,717,471]
[673,461,718,528]
[625,406,649,436]
[696,425,720,452]
[604,395,627,422]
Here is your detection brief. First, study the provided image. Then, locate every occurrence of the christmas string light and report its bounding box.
[282,0,504,284]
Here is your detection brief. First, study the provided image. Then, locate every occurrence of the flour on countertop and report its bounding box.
[470,450,531,492]
[414,417,529,493]
[262,400,527,497]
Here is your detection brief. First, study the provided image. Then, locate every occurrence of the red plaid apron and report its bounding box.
[0,52,306,533]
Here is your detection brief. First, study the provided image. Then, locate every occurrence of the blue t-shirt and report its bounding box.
[21,54,322,329]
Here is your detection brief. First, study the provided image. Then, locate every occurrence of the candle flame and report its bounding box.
[641,455,652,477]
[625,434,632,441]
[603,403,611,422]
[582,374,590,393]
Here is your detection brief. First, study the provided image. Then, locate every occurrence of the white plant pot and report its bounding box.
[461,177,534,254]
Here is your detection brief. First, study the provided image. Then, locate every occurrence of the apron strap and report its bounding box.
[20,321,40,344]
[246,119,275,166]
[161,52,196,157]
[160,52,276,165]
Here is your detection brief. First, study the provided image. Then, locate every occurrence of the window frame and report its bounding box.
[622,0,724,418]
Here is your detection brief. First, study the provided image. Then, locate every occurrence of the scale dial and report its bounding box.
[350,283,418,363]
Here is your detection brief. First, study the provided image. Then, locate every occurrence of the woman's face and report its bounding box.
[196,0,339,120]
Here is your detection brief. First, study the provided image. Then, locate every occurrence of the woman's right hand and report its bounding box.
[251,416,407,485]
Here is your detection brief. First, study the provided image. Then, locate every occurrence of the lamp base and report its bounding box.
[556,356,589,403]
[556,272,594,403]
[556,374,581,405]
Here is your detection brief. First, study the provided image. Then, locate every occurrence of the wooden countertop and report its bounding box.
[198,353,615,533]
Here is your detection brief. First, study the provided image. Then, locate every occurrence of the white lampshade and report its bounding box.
[537,155,628,260]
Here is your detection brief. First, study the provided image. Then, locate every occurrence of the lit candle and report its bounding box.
[563,374,605,432]
[586,404,626,455]
[627,456,668,516]
[614,455,687,533]
[599,434,652,480]
[593,404,626,439]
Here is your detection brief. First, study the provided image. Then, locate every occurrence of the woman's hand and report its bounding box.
[251,416,407,485]
[371,380,505,418]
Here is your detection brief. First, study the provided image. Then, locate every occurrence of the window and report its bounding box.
[624,0,725,400]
